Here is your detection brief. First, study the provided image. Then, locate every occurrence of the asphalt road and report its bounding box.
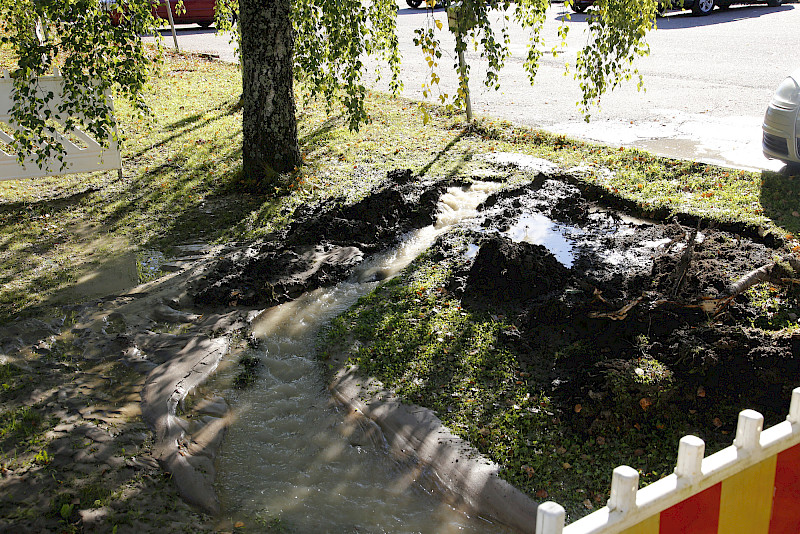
[154,1,800,171]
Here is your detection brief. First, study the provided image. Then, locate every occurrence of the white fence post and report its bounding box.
[536,501,565,534]
[733,409,763,451]
[674,435,705,479]
[788,387,800,425]
[607,465,639,514]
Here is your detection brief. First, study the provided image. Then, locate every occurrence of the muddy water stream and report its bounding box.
[213,183,546,533]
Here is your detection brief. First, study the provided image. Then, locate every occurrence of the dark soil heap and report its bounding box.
[443,176,799,440]
[192,170,446,308]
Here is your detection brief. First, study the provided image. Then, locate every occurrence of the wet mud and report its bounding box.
[193,163,799,447]
[192,169,447,308]
[437,173,798,438]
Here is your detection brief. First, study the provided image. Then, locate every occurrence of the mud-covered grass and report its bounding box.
[323,239,797,521]
[2,48,800,530]
[2,51,797,323]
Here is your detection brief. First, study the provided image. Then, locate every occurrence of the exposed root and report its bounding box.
[589,297,643,320]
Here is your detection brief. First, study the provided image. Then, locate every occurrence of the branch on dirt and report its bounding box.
[713,254,800,314]
[588,296,643,320]
[670,223,700,297]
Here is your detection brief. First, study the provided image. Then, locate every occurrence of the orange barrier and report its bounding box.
[537,387,800,534]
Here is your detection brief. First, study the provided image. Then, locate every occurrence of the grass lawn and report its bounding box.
[2,50,799,523]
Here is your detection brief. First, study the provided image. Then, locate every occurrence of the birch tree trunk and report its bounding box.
[240,0,301,185]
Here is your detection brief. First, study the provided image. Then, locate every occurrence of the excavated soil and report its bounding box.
[192,163,799,444]
[4,160,799,532]
[437,175,799,438]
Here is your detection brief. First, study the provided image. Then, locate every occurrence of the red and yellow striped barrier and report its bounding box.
[537,388,800,534]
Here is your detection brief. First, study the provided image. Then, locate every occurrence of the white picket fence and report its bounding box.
[537,387,800,534]
[0,69,122,181]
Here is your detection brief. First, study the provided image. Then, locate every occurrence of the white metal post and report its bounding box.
[164,0,180,51]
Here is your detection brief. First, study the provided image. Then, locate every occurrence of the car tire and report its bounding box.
[716,0,730,8]
[571,3,588,12]
[198,21,212,28]
[406,0,423,7]
[767,0,781,6]
[691,0,714,15]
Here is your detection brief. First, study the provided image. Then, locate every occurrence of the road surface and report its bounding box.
[152,1,800,171]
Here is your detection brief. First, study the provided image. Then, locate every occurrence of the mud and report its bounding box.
[4,158,799,532]
[434,170,798,439]
[191,160,799,452]
[192,169,447,308]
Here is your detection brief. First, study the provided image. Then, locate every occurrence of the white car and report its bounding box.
[763,69,800,167]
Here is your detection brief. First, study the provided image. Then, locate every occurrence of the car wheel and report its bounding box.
[716,0,730,8]
[198,21,212,28]
[691,0,714,15]
[571,3,588,12]
[767,0,781,6]
[406,0,423,7]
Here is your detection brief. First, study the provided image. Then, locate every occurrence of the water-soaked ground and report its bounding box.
[195,162,798,437]
[190,157,799,528]
[3,157,797,532]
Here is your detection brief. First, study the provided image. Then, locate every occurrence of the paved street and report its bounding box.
[155,1,800,171]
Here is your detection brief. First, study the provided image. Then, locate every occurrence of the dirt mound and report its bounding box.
[192,170,445,308]
[461,235,571,309]
[444,177,799,440]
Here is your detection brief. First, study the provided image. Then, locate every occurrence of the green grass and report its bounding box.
[321,252,737,520]
[2,47,799,524]
[1,52,797,322]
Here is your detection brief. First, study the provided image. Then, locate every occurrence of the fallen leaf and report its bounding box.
[697,386,706,398]
[234,522,245,528]
[536,489,549,499]
[639,397,653,411]
[596,436,606,445]
[556,446,567,454]
[583,499,594,510]
[712,417,723,428]
[522,465,536,478]
[563,462,572,469]
[574,404,582,413]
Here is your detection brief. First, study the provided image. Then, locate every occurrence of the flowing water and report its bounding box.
[213,183,539,533]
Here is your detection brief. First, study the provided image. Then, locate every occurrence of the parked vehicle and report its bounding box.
[763,68,800,167]
[569,0,781,16]
[103,0,230,28]
[155,0,217,28]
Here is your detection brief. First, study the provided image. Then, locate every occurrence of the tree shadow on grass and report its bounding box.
[419,129,468,177]
[759,168,800,237]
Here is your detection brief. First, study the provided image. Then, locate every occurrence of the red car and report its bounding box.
[104,0,228,28]
[154,0,217,28]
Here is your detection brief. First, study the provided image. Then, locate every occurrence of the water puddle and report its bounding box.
[504,212,579,268]
[214,182,513,533]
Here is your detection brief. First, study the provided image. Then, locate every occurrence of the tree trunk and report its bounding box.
[240,0,301,185]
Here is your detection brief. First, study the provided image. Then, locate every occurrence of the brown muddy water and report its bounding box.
[211,183,532,533]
